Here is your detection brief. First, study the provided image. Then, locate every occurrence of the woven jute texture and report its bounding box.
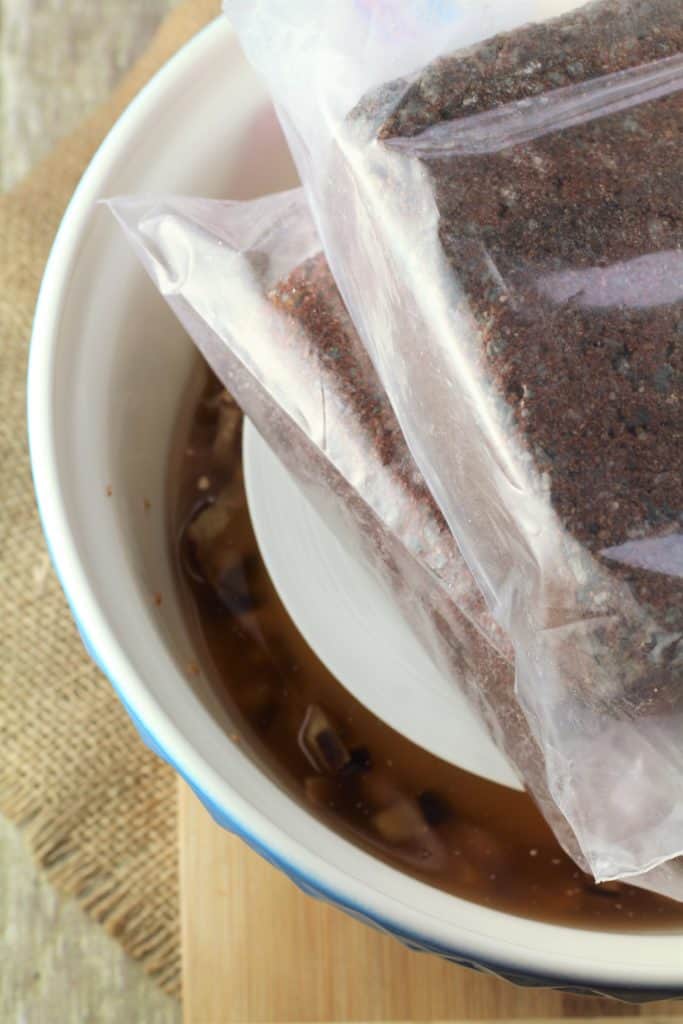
[0,0,220,998]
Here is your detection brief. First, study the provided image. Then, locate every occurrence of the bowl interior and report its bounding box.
[28,18,683,990]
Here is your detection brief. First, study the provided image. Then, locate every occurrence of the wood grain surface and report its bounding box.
[180,784,683,1024]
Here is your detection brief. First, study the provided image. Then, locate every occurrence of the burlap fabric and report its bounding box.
[0,0,220,998]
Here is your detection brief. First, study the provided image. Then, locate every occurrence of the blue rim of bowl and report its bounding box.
[26,16,683,1004]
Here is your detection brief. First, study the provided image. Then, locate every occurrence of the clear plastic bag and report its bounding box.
[223,0,683,889]
[109,188,590,868]
[111,187,681,898]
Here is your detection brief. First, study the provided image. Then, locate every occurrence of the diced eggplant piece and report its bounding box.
[237,677,278,726]
[304,775,338,810]
[341,746,373,776]
[213,393,242,465]
[417,790,453,827]
[372,799,426,845]
[298,705,351,774]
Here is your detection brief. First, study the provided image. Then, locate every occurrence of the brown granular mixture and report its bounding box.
[269,253,508,652]
[376,0,682,637]
[270,256,436,506]
[380,0,682,137]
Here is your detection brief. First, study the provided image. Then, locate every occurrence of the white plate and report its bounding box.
[244,421,521,789]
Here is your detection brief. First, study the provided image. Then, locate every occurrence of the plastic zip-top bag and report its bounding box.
[223,0,683,889]
[110,188,591,874]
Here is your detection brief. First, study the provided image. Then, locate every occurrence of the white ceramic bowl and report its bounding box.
[28,18,683,1000]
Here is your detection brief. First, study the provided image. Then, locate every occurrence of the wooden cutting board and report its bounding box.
[180,783,683,1024]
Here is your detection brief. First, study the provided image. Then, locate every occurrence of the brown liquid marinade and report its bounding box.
[173,372,683,930]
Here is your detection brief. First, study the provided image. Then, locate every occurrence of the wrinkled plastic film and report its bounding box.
[223,0,683,888]
[109,189,598,865]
